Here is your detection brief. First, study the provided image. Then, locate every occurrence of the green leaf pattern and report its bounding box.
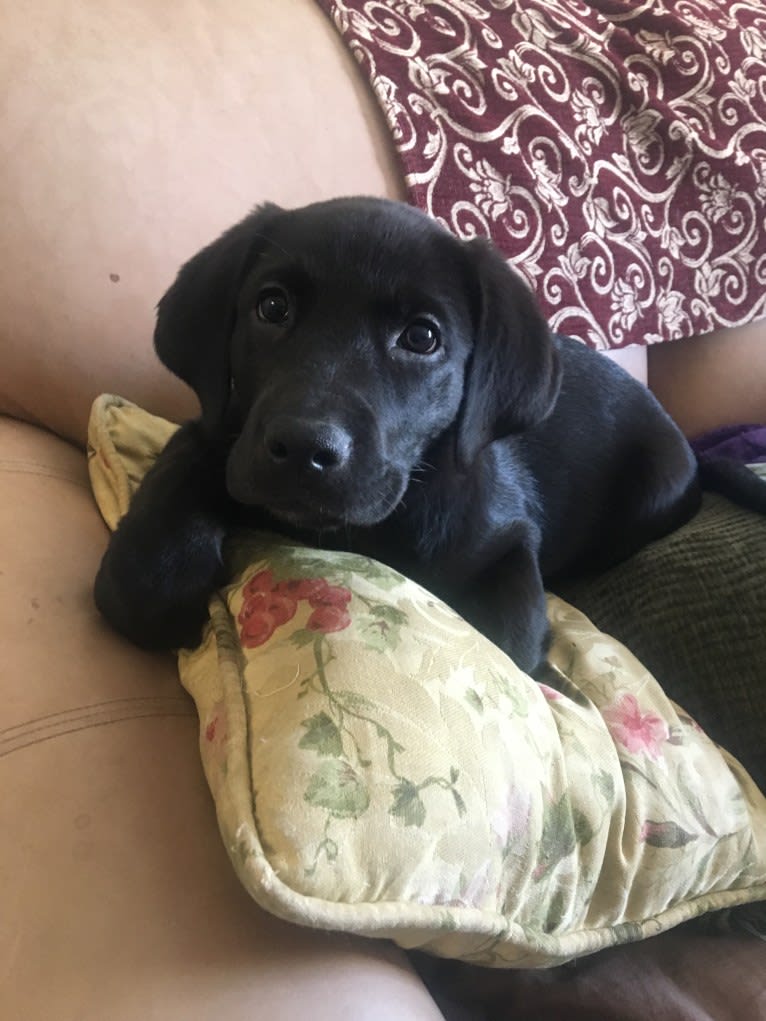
[180,537,766,968]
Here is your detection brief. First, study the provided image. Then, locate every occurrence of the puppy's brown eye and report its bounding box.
[256,287,290,324]
[398,319,441,355]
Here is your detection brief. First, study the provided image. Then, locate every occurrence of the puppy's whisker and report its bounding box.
[409,462,435,486]
[341,522,353,551]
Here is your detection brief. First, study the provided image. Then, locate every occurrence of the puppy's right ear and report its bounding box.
[154,203,281,430]
[456,238,561,467]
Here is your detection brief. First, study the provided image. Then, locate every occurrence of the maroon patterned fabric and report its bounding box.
[315,0,766,348]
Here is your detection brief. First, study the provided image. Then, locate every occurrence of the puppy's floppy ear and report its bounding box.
[154,203,281,430]
[457,237,562,466]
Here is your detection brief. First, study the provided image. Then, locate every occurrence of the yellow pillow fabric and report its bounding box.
[88,395,766,967]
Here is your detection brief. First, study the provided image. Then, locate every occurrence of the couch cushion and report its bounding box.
[0,414,191,755]
[0,0,403,447]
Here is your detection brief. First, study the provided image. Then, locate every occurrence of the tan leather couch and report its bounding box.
[2,3,764,1019]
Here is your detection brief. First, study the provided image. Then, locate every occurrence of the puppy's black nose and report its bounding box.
[263,416,352,473]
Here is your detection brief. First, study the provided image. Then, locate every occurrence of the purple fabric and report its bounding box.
[691,423,766,463]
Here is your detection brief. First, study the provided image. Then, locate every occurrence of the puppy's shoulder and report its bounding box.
[553,334,646,399]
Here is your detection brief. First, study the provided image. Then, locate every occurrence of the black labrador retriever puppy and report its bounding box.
[95,196,709,673]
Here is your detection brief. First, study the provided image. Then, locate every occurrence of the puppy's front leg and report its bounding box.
[94,421,231,650]
[460,544,550,676]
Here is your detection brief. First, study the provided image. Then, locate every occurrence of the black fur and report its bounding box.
[97,196,752,672]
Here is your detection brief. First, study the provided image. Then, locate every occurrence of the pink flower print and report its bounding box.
[602,693,669,760]
[491,785,533,851]
[538,683,563,701]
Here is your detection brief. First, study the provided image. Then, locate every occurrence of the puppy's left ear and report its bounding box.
[457,238,562,466]
[154,203,281,431]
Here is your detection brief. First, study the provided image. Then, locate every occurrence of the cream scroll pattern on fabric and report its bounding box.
[316,0,766,348]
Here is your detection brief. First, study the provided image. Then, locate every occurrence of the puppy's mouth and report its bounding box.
[263,502,351,532]
[226,461,409,533]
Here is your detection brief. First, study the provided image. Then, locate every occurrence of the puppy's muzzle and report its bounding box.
[263,415,352,475]
[226,398,409,530]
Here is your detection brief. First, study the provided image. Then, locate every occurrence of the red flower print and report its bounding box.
[238,588,298,648]
[307,603,352,633]
[602,693,669,761]
[237,571,352,646]
[239,608,276,648]
[306,582,352,632]
[270,593,298,626]
[239,590,297,627]
[242,568,276,600]
[275,577,329,601]
[309,584,352,608]
[205,702,228,745]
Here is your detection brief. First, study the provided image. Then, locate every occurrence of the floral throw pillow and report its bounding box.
[88,396,766,967]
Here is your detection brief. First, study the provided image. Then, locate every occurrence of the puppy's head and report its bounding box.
[155,197,560,530]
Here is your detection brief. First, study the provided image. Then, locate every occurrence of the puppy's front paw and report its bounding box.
[94,514,226,650]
